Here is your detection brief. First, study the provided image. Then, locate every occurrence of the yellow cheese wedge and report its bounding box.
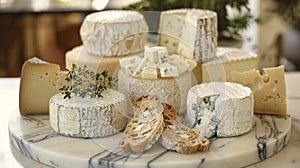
[19,57,70,115]
[228,66,286,115]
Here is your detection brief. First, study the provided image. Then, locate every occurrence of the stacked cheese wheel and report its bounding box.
[66,10,149,76]
[117,46,198,116]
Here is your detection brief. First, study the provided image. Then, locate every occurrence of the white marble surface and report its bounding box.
[8,111,291,168]
[0,73,299,168]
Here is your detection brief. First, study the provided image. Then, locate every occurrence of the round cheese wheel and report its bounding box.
[187,82,254,138]
[49,89,128,138]
[80,10,148,56]
[118,69,197,116]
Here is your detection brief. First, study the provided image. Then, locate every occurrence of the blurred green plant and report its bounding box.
[124,0,255,41]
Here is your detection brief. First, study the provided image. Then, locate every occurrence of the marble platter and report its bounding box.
[9,111,291,168]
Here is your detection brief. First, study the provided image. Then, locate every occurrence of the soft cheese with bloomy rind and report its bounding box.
[19,57,70,115]
[202,47,259,82]
[158,8,217,62]
[187,82,254,138]
[80,10,148,56]
[49,89,128,138]
[228,66,287,115]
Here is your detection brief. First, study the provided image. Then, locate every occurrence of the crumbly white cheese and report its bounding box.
[119,46,197,79]
[80,10,148,56]
[49,89,128,138]
[187,82,254,138]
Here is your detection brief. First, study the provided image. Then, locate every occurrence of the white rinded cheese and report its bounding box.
[118,69,196,116]
[158,9,217,62]
[19,57,71,115]
[80,10,148,56]
[228,66,287,115]
[49,89,128,138]
[66,46,143,77]
[119,46,197,79]
[187,82,254,138]
[202,47,259,82]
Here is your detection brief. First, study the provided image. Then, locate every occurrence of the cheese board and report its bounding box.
[9,111,291,168]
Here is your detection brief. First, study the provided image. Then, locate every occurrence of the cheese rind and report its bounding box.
[228,66,287,115]
[202,47,259,82]
[187,82,254,138]
[65,46,143,77]
[158,9,218,62]
[19,57,70,115]
[49,89,128,138]
[118,69,196,116]
[80,10,148,56]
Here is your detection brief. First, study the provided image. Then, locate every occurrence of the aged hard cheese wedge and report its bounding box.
[19,57,70,115]
[187,82,254,138]
[49,89,128,138]
[158,9,217,62]
[228,66,287,115]
[80,10,148,56]
[202,47,259,82]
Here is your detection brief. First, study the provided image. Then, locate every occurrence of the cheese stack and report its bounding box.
[118,46,197,116]
[49,89,128,138]
[202,47,259,82]
[187,82,254,138]
[158,9,218,63]
[66,10,149,76]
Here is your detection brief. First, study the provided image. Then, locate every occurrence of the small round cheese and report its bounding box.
[49,89,128,138]
[187,82,254,138]
[80,10,148,56]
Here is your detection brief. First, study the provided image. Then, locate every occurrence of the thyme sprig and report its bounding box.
[59,64,117,99]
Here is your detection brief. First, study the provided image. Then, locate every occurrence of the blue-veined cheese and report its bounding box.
[158,9,217,62]
[187,82,254,138]
[49,89,128,138]
[80,10,148,56]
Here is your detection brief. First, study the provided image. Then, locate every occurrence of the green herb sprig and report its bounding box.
[59,64,117,99]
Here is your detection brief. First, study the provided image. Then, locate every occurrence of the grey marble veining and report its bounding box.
[8,111,291,168]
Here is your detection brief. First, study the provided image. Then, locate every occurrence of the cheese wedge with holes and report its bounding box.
[228,66,287,115]
[158,9,217,62]
[19,57,70,115]
[202,47,259,82]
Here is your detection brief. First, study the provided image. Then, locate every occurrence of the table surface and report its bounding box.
[1,73,300,168]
